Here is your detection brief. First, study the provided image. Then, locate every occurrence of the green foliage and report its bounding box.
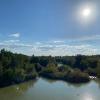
[0,49,37,87]
[42,63,57,73]
[0,49,100,87]
[65,69,89,83]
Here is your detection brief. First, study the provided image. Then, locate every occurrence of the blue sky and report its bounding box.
[0,0,100,56]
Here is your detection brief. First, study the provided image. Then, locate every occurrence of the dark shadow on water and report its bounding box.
[66,80,91,88]
[40,77,91,88]
[0,79,38,95]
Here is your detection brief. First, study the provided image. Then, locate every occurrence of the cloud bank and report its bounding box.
[0,33,99,56]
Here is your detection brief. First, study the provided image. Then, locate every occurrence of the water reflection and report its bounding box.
[85,97,93,100]
[66,81,90,88]
[82,93,94,100]
[0,78,100,100]
[0,79,37,100]
[41,77,90,88]
[14,79,37,93]
[95,79,100,88]
[40,77,59,83]
[42,77,100,89]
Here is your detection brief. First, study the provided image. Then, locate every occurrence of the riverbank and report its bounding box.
[0,73,37,88]
[39,71,90,83]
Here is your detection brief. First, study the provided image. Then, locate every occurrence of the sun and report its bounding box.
[77,4,96,24]
[82,8,91,18]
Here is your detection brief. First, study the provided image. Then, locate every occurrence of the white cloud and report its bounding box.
[0,42,33,55]
[53,40,65,43]
[4,40,20,43]
[67,34,100,42]
[33,44,98,56]
[0,43,33,48]
[9,33,20,38]
[0,40,99,56]
[35,42,42,45]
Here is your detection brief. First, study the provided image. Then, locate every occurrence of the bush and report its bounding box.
[65,69,90,83]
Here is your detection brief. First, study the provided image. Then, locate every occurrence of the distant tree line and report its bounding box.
[0,49,100,87]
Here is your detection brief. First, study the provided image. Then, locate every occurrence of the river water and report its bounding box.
[0,78,100,100]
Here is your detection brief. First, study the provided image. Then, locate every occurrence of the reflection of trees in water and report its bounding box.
[95,79,100,88]
[41,77,90,88]
[14,79,38,94]
[66,81,90,88]
[0,79,38,100]
[42,77,100,90]
[41,77,60,83]
[0,79,38,98]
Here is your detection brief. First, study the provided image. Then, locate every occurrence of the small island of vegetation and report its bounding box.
[0,49,100,87]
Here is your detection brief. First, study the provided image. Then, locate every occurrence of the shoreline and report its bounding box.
[0,75,99,88]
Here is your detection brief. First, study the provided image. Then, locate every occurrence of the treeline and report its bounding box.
[0,49,100,87]
[31,55,100,78]
[0,49,37,87]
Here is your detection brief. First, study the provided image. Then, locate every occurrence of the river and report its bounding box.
[0,78,100,100]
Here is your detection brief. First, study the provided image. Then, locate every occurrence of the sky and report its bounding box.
[0,0,100,56]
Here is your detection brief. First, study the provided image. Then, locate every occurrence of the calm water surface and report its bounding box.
[0,78,100,100]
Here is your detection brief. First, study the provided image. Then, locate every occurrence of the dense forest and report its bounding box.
[0,49,100,87]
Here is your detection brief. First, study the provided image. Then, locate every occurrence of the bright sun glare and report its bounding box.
[82,8,91,17]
